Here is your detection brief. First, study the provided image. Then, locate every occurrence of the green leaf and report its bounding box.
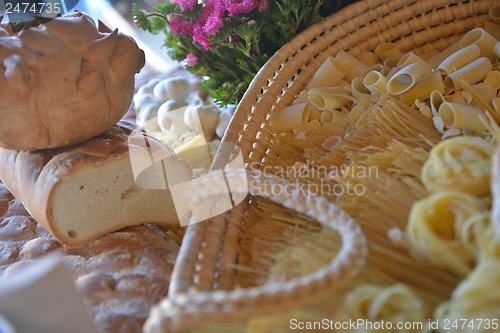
[149,16,167,33]
[153,2,179,14]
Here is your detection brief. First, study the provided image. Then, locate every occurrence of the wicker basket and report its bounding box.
[145,0,499,331]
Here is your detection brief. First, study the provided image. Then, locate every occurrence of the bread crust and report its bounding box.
[0,12,145,150]
[0,121,193,247]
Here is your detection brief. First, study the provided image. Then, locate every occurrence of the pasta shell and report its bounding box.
[483,70,500,90]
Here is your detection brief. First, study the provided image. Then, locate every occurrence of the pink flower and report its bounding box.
[169,14,194,35]
[193,18,211,49]
[193,0,224,49]
[202,0,224,36]
[185,53,198,67]
[224,0,258,16]
[257,0,268,11]
[171,0,197,11]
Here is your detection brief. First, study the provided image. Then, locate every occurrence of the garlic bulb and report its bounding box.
[216,104,236,138]
[157,101,190,138]
[184,99,221,140]
[136,102,161,132]
[133,78,162,110]
[153,76,191,103]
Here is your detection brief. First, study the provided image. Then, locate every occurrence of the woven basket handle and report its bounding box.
[144,168,368,332]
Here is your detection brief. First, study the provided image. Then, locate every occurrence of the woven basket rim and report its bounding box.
[146,0,498,331]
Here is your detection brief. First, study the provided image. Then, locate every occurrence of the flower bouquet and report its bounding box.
[132,0,356,106]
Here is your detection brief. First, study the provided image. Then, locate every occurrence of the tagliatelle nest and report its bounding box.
[0,11,145,150]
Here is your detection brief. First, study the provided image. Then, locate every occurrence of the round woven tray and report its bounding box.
[145,0,498,331]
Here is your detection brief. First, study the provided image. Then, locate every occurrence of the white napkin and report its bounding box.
[0,253,99,333]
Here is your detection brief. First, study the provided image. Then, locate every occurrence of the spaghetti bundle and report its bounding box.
[335,284,431,333]
[435,258,500,333]
[406,190,488,277]
[421,136,495,196]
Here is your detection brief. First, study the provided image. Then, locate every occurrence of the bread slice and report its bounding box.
[0,121,192,247]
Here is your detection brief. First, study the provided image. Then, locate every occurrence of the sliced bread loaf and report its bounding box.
[0,121,192,247]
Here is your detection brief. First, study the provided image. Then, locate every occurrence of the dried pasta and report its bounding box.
[483,71,500,90]
[406,190,488,277]
[459,28,498,61]
[356,51,379,67]
[363,71,388,95]
[437,44,481,74]
[438,102,488,133]
[444,57,492,92]
[335,50,370,83]
[305,56,347,89]
[397,52,433,76]
[387,63,426,95]
[374,42,402,62]
[421,136,495,196]
[434,259,500,333]
[268,103,311,133]
[307,86,350,110]
[399,72,444,106]
[335,284,431,333]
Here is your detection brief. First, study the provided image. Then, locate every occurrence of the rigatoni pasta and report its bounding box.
[387,63,426,95]
[397,52,433,76]
[459,28,498,61]
[305,56,347,89]
[444,57,492,92]
[356,51,379,67]
[399,72,444,106]
[363,71,388,95]
[307,86,350,110]
[374,42,402,62]
[335,50,370,83]
[437,44,481,74]
[438,102,488,134]
[268,103,311,133]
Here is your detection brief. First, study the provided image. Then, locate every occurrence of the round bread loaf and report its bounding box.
[0,11,145,150]
[0,183,179,333]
